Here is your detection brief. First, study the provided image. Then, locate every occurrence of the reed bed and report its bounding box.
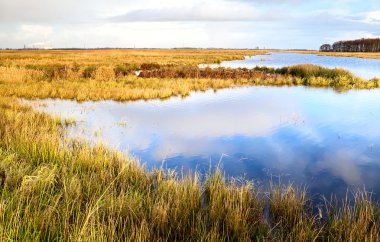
[0,97,378,241]
[0,49,264,67]
[1,64,379,102]
[1,49,380,103]
[0,49,379,241]
[288,50,380,59]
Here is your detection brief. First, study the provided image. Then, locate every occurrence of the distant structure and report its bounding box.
[24,42,53,50]
[320,38,380,52]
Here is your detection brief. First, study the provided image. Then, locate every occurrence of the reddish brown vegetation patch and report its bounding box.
[139,67,277,79]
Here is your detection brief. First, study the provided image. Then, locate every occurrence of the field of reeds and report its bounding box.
[0,49,379,241]
[1,50,379,102]
[288,50,380,59]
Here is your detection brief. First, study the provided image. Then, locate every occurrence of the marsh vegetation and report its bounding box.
[0,49,379,241]
[289,50,380,59]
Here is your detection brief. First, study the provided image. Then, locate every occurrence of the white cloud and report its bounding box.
[361,11,380,24]
[0,24,54,48]
[108,2,283,22]
[325,31,379,43]
[1,0,380,49]
[315,150,365,185]
[21,24,53,38]
[0,0,87,23]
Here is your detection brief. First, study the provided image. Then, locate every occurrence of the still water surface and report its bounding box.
[200,52,380,79]
[26,86,380,199]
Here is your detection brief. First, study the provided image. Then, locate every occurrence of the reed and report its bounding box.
[287,50,380,59]
[1,49,379,103]
[0,98,378,241]
[1,66,379,102]
[0,49,378,241]
[0,49,264,67]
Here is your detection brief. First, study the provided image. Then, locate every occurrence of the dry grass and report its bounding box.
[0,98,378,241]
[0,49,264,67]
[287,50,380,59]
[1,64,379,102]
[1,50,379,103]
[0,49,378,241]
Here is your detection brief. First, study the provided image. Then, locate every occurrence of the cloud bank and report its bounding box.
[0,0,379,49]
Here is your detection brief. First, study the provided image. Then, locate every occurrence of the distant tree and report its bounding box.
[320,44,332,52]
[320,38,380,52]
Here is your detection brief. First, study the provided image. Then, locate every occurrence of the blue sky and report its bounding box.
[0,0,380,49]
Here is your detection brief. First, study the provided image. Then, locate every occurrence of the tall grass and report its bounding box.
[1,49,379,103]
[0,97,378,241]
[288,50,380,59]
[0,49,264,67]
[0,49,379,240]
[1,64,379,102]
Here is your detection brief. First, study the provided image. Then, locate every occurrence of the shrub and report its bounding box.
[71,62,80,73]
[283,64,354,79]
[140,63,161,70]
[25,64,69,80]
[114,63,139,77]
[82,66,97,78]
[44,65,69,80]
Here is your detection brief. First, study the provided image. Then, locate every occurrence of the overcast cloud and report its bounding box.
[0,0,379,49]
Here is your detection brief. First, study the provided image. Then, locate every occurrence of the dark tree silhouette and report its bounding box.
[320,38,380,52]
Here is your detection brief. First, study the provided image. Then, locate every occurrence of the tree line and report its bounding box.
[320,38,380,52]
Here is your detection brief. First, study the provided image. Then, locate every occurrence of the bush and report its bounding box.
[82,66,97,78]
[253,66,276,73]
[282,64,354,79]
[114,63,139,77]
[44,65,68,80]
[140,63,161,70]
[71,62,80,73]
[25,64,69,80]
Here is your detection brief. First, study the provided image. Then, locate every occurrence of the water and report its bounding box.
[26,86,380,199]
[200,52,380,79]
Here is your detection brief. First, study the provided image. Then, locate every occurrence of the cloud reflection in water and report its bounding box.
[26,86,380,199]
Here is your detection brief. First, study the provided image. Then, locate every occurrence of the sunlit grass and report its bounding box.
[1,65,379,102]
[0,93,378,241]
[1,50,379,103]
[0,49,265,67]
[0,49,378,241]
[287,50,380,59]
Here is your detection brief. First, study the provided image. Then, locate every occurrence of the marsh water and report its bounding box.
[200,52,380,79]
[27,86,380,199]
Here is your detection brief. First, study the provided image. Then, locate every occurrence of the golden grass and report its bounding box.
[0,98,378,241]
[1,65,378,102]
[0,49,264,67]
[0,49,378,103]
[287,50,380,59]
[0,49,379,241]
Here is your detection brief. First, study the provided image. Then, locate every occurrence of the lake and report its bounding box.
[200,52,380,79]
[26,86,380,199]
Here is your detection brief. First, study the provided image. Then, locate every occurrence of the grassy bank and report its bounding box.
[288,50,380,59]
[0,49,379,241]
[1,63,379,102]
[0,97,378,241]
[1,49,379,103]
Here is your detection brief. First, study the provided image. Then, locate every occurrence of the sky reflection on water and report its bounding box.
[26,86,380,199]
[200,52,380,79]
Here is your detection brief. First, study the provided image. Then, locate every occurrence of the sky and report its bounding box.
[0,0,380,49]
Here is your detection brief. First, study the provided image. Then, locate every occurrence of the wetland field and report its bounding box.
[0,49,379,241]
